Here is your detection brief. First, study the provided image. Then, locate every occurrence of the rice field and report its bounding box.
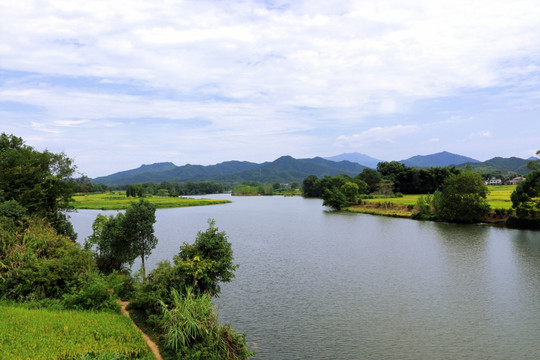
[69,192,230,210]
[0,304,153,360]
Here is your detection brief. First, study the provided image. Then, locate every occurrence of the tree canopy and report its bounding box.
[0,133,77,238]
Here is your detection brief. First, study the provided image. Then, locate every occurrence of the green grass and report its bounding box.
[0,304,153,360]
[70,192,230,210]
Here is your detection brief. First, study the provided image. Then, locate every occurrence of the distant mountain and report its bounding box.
[324,152,382,168]
[456,157,534,176]
[92,156,367,185]
[399,151,479,167]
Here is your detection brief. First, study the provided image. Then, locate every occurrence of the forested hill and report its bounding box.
[92,156,367,185]
[456,157,534,176]
[399,151,479,167]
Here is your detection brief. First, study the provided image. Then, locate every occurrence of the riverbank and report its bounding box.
[70,192,230,210]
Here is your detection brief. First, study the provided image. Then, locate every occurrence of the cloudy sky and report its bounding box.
[1,0,539,177]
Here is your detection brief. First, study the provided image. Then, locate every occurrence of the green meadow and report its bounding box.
[70,192,230,210]
[0,304,153,360]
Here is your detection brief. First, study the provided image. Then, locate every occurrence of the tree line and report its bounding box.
[302,159,540,227]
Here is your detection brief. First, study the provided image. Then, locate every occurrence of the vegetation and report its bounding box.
[1,133,251,359]
[0,133,77,239]
[508,164,540,229]
[0,304,152,359]
[70,192,230,210]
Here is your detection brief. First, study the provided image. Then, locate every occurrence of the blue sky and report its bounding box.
[1,0,539,177]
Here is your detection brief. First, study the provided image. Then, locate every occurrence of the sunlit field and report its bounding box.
[70,192,230,210]
[0,304,152,359]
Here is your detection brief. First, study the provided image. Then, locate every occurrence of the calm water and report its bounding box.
[70,195,540,360]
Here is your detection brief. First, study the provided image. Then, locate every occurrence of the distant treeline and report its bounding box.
[303,161,461,198]
[74,178,228,196]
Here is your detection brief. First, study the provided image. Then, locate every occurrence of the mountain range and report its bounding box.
[92,151,537,185]
[92,156,367,186]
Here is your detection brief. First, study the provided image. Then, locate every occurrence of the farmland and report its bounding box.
[0,303,153,359]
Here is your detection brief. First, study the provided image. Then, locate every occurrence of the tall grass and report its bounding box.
[159,288,253,360]
[0,304,153,359]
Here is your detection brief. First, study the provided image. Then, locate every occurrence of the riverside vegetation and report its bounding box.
[0,133,252,359]
[302,159,540,229]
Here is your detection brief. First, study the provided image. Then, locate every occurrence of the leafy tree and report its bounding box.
[0,133,77,239]
[302,175,320,197]
[322,187,347,210]
[511,169,540,218]
[85,200,158,279]
[174,219,238,296]
[341,182,360,204]
[123,199,158,281]
[355,168,381,193]
[433,171,491,223]
[126,183,144,197]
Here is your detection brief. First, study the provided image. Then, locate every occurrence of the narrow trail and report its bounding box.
[118,300,163,360]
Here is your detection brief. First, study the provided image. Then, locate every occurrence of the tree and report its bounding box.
[433,171,491,223]
[123,199,158,281]
[341,182,360,204]
[85,199,158,278]
[511,169,540,218]
[322,187,347,210]
[356,168,381,193]
[173,219,238,296]
[0,133,77,239]
[302,175,320,197]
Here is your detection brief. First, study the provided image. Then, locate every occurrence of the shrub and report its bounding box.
[62,272,119,312]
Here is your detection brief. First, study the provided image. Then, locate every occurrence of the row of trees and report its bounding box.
[75,178,227,197]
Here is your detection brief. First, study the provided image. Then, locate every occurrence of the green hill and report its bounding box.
[93,156,366,185]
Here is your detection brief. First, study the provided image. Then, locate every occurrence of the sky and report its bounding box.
[1,0,539,178]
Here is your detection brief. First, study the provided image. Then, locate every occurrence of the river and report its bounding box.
[70,194,540,360]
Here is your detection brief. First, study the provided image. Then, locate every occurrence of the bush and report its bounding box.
[62,272,119,312]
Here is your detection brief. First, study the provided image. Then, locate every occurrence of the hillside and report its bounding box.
[456,157,534,176]
[399,151,479,167]
[93,156,366,185]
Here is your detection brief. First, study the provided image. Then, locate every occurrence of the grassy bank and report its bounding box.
[0,303,153,359]
[70,192,230,210]
[346,185,516,218]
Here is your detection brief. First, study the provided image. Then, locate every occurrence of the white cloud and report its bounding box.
[337,125,419,146]
[1,0,540,175]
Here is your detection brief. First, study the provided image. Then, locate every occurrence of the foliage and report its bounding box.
[322,187,347,210]
[85,200,158,280]
[510,170,540,218]
[159,288,252,360]
[0,133,77,239]
[232,183,273,195]
[433,171,491,223]
[0,217,96,301]
[123,199,158,281]
[62,272,120,312]
[0,303,151,359]
[130,220,238,317]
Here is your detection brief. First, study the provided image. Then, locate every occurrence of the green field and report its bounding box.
[70,192,230,210]
[348,185,516,217]
[0,304,153,360]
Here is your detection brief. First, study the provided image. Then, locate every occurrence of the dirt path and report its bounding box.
[118,301,163,360]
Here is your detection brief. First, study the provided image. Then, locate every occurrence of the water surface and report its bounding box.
[71,195,540,360]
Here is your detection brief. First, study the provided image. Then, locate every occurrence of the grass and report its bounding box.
[70,192,230,210]
[346,185,517,218]
[0,303,153,360]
